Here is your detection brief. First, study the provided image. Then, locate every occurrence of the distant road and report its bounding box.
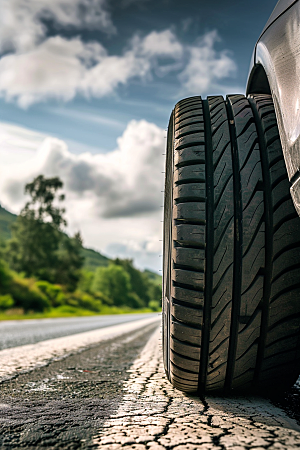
[0,313,159,350]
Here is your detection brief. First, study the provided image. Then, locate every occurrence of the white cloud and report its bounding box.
[0,0,115,53]
[81,50,151,99]
[106,238,162,272]
[0,119,165,270]
[0,122,46,165]
[0,119,165,218]
[0,36,107,107]
[0,25,237,107]
[179,30,237,94]
[135,29,183,58]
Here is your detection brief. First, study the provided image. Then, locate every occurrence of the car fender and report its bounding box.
[247,1,300,214]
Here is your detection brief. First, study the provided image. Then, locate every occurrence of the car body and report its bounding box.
[247,0,300,214]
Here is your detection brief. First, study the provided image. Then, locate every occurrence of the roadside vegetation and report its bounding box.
[0,175,161,319]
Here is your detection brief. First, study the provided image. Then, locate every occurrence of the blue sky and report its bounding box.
[0,0,277,271]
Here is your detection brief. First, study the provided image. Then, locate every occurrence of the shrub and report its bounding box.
[65,290,102,312]
[127,292,144,309]
[148,300,161,312]
[93,291,113,306]
[0,294,14,310]
[35,280,66,306]
[10,276,51,312]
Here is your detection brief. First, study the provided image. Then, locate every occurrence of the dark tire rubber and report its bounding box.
[162,94,300,394]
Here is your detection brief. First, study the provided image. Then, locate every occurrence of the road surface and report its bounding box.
[0,313,159,350]
[1,315,300,449]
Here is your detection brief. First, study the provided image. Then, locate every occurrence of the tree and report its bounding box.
[91,264,132,307]
[114,258,150,307]
[7,215,61,282]
[0,258,12,291]
[6,175,83,287]
[23,175,66,228]
[56,232,84,291]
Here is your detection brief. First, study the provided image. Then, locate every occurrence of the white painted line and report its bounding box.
[0,316,160,382]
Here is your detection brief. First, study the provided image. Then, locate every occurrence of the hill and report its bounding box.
[0,205,17,241]
[81,246,110,270]
[0,204,111,270]
[144,268,162,286]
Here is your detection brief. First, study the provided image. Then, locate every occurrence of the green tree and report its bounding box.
[114,258,150,307]
[56,232,84,291]
[6,175,83,287]
[22,175,66,228]
[147,281,162,305]
[78,269,95,293]
[6,175,65,280]
[0,258,12,291]
[7,217,61,282]
[91,264,132,307]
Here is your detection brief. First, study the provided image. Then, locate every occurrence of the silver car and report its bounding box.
[163,0,300,394]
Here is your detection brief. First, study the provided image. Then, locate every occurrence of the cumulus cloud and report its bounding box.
[1,119,165,218]
[0,29,185,107]
[0,0,115,53]
[106,238,162,272]
[179,30,236,93]
[0,18,237,107]
[134,29,183,59]
[0,37,107,107]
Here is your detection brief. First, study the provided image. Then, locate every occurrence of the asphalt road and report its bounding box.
[0,313,159,350]
[1,317,300,449]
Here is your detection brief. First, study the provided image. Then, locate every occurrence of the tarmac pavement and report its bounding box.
[1,318,300,449]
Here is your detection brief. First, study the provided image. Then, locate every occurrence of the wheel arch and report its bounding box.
[248,0,300,216]
[246,63,271,96]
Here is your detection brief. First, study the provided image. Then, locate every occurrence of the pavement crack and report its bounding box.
[5,324,300,449]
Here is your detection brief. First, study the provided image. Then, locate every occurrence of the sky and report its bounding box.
[0,0,278,272]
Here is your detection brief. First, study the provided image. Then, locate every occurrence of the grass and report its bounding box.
[0,305,160,320]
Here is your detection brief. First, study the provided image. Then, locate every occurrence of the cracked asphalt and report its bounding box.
[1,322,300,449]
[93,329,300,450]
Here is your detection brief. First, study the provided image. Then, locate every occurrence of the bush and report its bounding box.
[10,276,51,312]
[93,291,113,306]
[0,294,14,310]
[35,280,66,306]
[148,300,161,312]
[127,292,144,309]
[65,290,103,312]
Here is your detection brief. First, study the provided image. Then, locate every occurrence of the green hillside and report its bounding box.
[0,204,111,270]
[81,246,110,270]
[0,205,17,241]
[144,268,162,286]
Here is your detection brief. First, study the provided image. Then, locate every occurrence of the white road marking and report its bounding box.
[93,328,300,449]
[0,316,160,382]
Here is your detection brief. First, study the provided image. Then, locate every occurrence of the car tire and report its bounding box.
[162,93,300,393]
